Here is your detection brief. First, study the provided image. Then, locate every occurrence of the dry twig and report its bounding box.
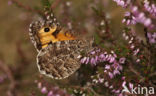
[0,61,16,96]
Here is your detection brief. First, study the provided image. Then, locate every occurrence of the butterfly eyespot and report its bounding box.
[44,27,50,32]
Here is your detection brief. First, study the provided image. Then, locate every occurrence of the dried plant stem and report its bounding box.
[129,63,145,82]
[150,71,156,77]
[11,0,61,16]
[0,43,31,96]
[10,0,43,15]
[0,61,16,96]
[50,0,61,9]
[16,42,30,71]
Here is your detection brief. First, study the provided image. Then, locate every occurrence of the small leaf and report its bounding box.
[94,33,101,45]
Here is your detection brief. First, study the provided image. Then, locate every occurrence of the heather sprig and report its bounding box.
[34,80,71,96]
[113,0,131,8]
[80,48,127,95]
[113,0,156,30]
[144,0,156,18]
[147,32,156,44]
[122,6,155,29]
[0,74,7,83]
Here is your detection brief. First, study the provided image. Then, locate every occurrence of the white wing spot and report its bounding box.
[29,28,32,32]
[53,18,56,21]
[47,15,50,20]
[51,13,53,17]
[29,23,33,27]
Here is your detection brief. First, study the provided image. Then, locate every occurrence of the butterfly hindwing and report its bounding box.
[37,39,93,79]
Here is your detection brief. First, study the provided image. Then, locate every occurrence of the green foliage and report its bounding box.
[40,0,52,8]
[94,33,101,45]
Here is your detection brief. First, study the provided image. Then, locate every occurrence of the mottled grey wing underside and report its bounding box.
[37,39,93,79]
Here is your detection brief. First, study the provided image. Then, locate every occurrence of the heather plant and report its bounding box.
[0,0,155,96]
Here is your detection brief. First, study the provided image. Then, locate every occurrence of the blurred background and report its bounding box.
[0,0,148,96]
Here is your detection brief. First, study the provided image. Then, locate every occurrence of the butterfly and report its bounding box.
[29,8,93,79]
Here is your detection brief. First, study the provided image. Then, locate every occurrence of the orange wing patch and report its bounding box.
[38,25,75,48]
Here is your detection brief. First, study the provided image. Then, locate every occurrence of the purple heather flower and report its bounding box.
[55,94,60,96]
[109,85,113,89]
[133,48,140,55]
[125,12,130,16]
[147,32,156,44]
[119,57,126,64]
[126,20,131,25]
[122,19,126,23]
[122,76,125,80]
[38,82,42,89]
[108,72,114,79]
[95,56,99,62]
[113,0,131,8]
[107,54,112,61]
[105,65,111,70]
[136,12,153,27]
[99,54,105,61]
[153,33,156,38]
[144,18,152,27]
[144,0,156,17]
[109,57,115,63]
[123,11,137,25]
[122,81,126,87]
[90,51,95,55]
[99,78,104,83]
[113,53,117,58]
[0,75,7,83]
[129,83,133,89]
[0,77,4,83]
[138,12,145,21]
[130,44,135,49]
[118,65,123,70]
[112,61,119,69]
[8,0,12,5]
[99,54,105,58]
[103,55,107,62]
[96,49,101,52]
[136,59,140,63]
[118,93,123,96]
[90,57,96,66]
[113,69,120,75]
[149,38,156,43]
[85,57,90,64]
[47,91,53,96]
[115,90,120,94]
[105,54,109,61]
[122,5,155,28]
[104,70,107,73]
[81,57,87,64]
[112,89,116,93]
[131,6,138,13]
[41,87,48,94]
